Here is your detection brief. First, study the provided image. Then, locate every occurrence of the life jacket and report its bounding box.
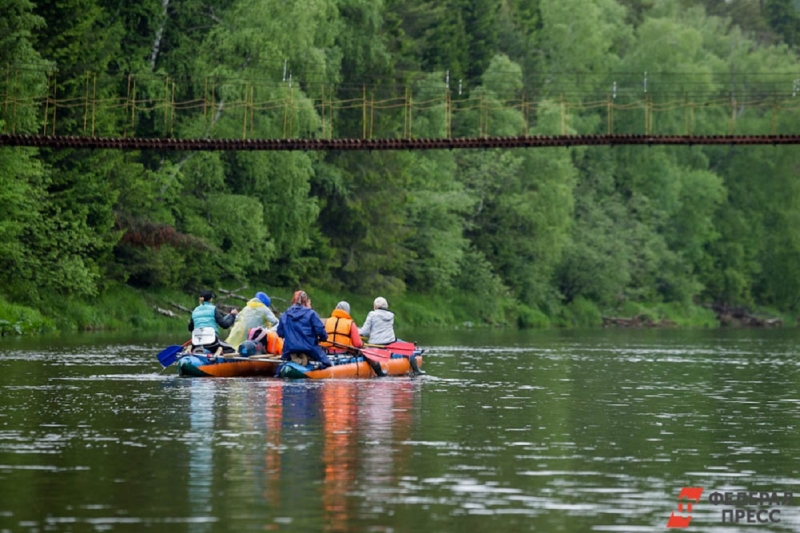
[265,330,284,355]
[247,326,284,355]
[321,309,355,350]
[192,303,219,333]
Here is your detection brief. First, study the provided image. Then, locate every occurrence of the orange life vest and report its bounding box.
[321,309,355,350]
[265,330,284,355]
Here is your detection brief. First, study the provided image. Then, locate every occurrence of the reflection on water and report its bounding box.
[139,374,424,532]
[1,330,800,531]
[321,382,356,531]
[187,381,217,532]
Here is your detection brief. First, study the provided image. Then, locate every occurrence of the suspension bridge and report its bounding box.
[3,67,800,150]
[2,133,799,150]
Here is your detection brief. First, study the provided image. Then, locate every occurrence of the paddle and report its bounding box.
[367,341,426,375]
[365,340,416,356]
[157,341,189,368]
[328,341,391,363]
[360,346,391,363]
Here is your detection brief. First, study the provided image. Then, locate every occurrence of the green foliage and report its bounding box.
[454,91,576,308]
[514,303,551,329]
[765,0,800,46]
[114,244,189,289]
[494,0,545,93]
[0,1,49,132]
[604,300,718,328]
[315,151,414,294]
[402,150,473,292]
[0,297,56,335]
[450,247,511,324]
[4,0,800,332]
[44,284,197,333]
[655,302,718,328]
[559,297,603,328]
[679,0,782,42]
[0,147,46,298]
[537,0,630,93]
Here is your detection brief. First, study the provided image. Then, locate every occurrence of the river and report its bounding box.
[1,328,799,532]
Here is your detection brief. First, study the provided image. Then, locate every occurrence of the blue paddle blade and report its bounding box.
[157,345,183,367]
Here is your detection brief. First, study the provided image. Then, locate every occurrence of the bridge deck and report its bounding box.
[2,134,799,151]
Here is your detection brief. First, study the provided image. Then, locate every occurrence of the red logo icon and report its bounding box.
[667,487,704,528]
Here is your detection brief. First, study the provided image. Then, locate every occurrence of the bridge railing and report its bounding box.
[3,67,800,140]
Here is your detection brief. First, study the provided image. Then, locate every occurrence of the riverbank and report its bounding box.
[0,282,793,336]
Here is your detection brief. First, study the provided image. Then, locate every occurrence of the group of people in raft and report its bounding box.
[187,289,401,372]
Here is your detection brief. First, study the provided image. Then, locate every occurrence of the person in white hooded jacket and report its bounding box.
[358,296,397,345]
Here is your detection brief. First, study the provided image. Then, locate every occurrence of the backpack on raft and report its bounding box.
[191,327,236,355]
[191,327,217,348]
[238,327,284,357]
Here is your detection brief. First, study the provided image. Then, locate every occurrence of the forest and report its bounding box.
[2,0,800,333]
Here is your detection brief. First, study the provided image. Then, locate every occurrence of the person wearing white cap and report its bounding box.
[358,296,396,345]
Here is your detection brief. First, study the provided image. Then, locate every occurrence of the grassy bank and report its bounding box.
[0,282,791,337]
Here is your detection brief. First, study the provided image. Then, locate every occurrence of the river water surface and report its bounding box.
[1,328,799,532]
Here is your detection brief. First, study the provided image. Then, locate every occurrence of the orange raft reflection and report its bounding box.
[180,376,421,532]
[252,379,421,531]
[319,380,419,531]
[262,385,283,507]
[321,382,358,531]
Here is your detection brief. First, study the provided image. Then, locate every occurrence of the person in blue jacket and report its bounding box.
[188,290,238,335]
[277,290,330,368]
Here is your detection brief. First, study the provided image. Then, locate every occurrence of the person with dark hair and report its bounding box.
[276,290,331,368]
[225,291,279,348]
[320,301,363,354]
[188,290,238,335]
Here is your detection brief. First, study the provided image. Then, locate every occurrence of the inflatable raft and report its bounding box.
[172,347,424,379]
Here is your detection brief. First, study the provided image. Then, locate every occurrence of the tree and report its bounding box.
[461,0,502,84]
[314,151,414,294]
[765,0,800,46]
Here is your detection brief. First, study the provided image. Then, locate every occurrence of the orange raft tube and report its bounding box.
[177,352,424,378]
[280,353,423,379]
[177,354,282,378]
